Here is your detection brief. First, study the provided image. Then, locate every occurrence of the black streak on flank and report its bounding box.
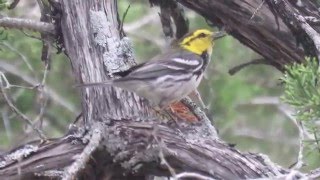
[113,63,145,77]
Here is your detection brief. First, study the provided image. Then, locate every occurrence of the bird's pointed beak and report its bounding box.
[212,31,226,40]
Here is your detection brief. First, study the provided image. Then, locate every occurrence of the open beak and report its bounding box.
[212,31,226,40]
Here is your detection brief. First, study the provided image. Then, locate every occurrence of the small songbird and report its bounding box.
[79,29,225,109]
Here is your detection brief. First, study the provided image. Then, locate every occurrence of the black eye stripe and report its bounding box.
[198,33,207,38]
[182,32,208,46]
[191,33,207,40]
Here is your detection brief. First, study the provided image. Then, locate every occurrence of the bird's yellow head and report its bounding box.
[179,29,223,56]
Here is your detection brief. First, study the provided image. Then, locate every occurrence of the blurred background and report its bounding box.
[0,0,318,171]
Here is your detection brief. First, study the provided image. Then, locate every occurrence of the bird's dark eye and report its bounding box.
[198,33,206,38]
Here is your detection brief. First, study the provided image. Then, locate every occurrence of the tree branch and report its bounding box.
[175,0,306,70]
[7,0,20,9]
[0,17,55,35]
[0,60,78,114]
[228,58,270,75]
[62,127,102,180]
[151,0,189,40]
[266,0,320,60]
[0,72,47,140]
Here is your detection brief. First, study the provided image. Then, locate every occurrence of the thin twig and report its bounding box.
[277,106,313,140]
[313,129,320,153]
[247,96,315,140]
[1,107,12,140]
[119,4,130,37]
[124,12,157,32]
[6,84,35,89]
[38,0,54,67]
[153,132,177,177]
[228,58,268,75]
[154,130,215,180]
[250,0,265,20]
[189,90,207,110]
[21,30,42,40]
[0,60,78,114]
[7,0,20,9]
[0,16,55,35]
[128,31,165,48]
[0,42,34,73]
[153,100,217,179]
[244,96,311,170]
[34,64,49,130]
[173,172,215,180]
[0,72,47,140]
[62,127,102,180]
[289,119,304,170]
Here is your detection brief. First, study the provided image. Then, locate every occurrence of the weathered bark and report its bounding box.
[172,0,319,72]
[0,136,85,179]
[2,0,319,179]
[0,121,287,180]
[266,0,320,60]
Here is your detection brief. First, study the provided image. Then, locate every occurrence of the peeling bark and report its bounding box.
[266,0,320,60]
[174,0,312,71]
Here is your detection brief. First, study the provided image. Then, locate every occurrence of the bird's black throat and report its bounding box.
[194,51,209,79]
[201,51,209,71]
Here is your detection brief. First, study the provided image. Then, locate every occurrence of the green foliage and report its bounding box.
[281,58,320,152]
[282,58,320,124]
[0,28,8,42]
[0,0,7,10]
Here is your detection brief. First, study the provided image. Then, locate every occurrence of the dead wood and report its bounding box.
[173,0,319,72]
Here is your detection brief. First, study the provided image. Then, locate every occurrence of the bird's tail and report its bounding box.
[75,81,113,88]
